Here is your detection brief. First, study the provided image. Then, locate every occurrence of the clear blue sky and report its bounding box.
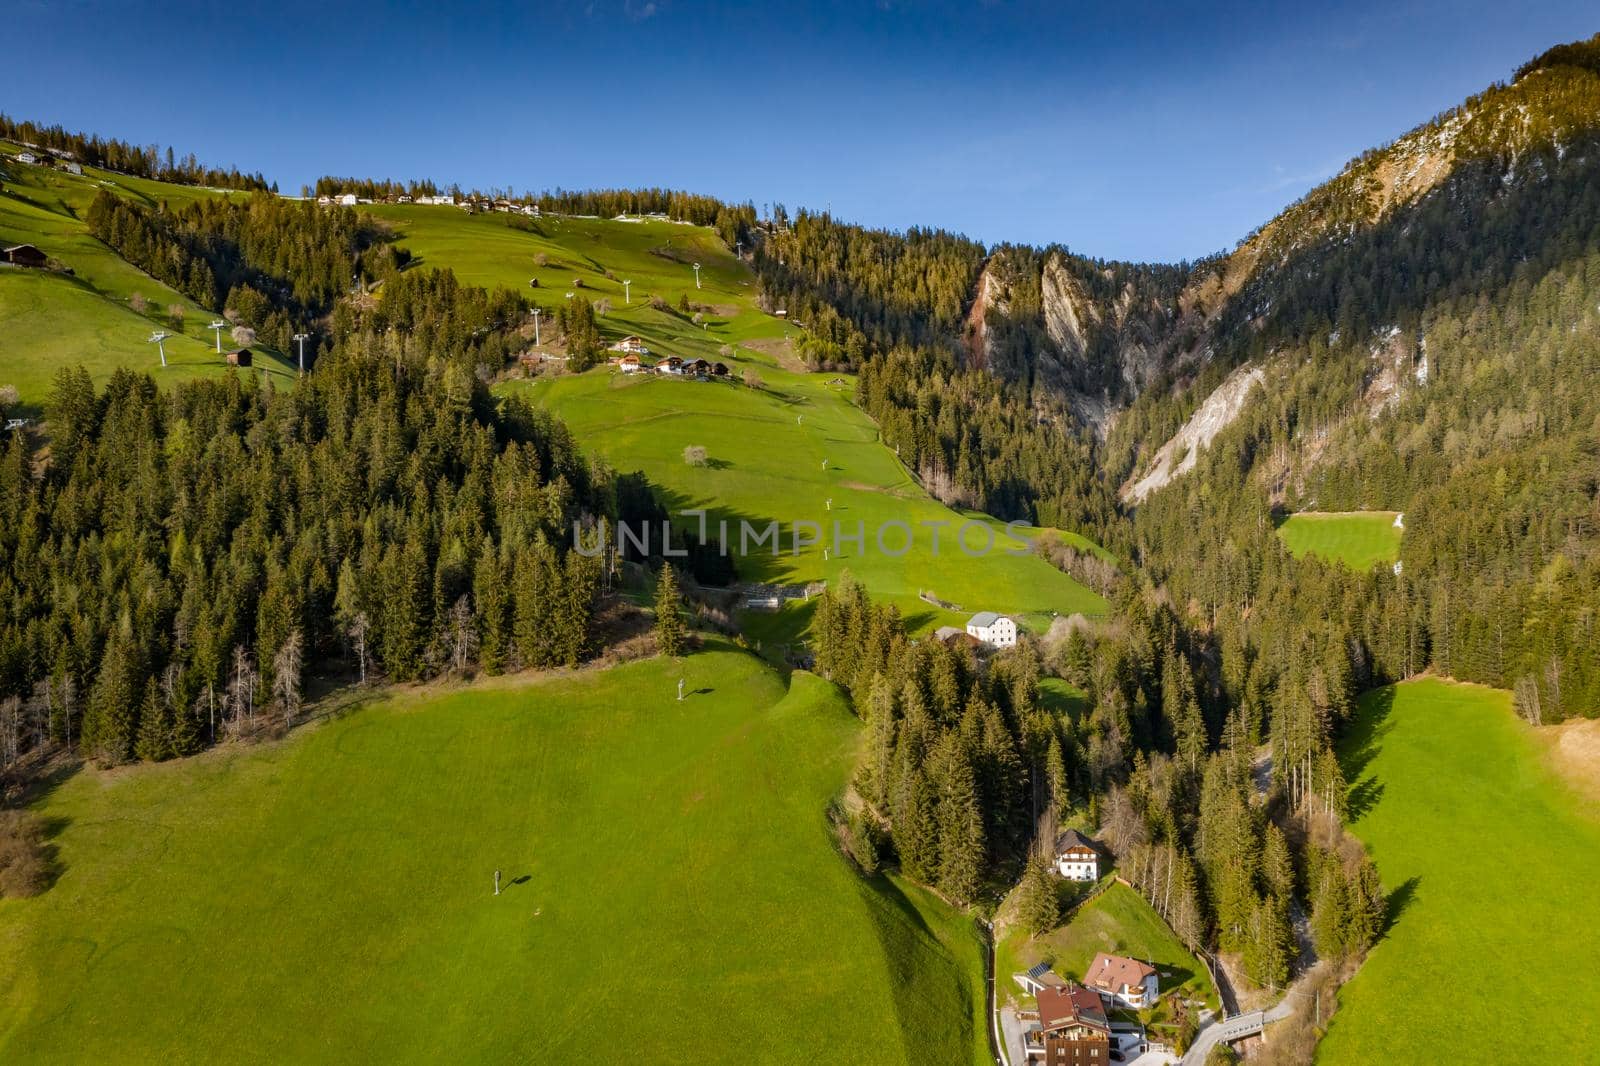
[3,1,1594,262]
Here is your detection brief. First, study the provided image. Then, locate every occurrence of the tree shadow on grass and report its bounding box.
[1339,684,1398,818]
[1379,876,1422,943]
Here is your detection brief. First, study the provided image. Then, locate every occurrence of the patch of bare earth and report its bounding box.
[740,334,805,371]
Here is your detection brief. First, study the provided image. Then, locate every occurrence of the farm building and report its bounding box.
[712,362,730,377]
[966,611,1018,648]
[1031,983,1111,1066]
[62,162,82,175]
[684,358,711,376]
[225,348,253,367]
[657,356,685,375]
[610,335,650,355]
[15,151,37,165]
[618,354,643,373]
[1082,953,1157,1010]
[4,244,49,268]
[934,626,982,651]
[337,193,358,206]
[1053,829,1100,882]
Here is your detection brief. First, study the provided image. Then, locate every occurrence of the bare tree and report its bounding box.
[348,612,371,686]
[272,629,305,725]
[0,384,18,419]
[683,445,708,467]
[446,596,478,674]
[231,325,257,346]
[227,645,258,733]
[129,292,148,314]
[168,303,186,329]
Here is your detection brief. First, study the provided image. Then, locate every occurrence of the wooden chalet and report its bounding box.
[3,244,48,268]
[225,348,252,367]
[1034,983,1110,1066]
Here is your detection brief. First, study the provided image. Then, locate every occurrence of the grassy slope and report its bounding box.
[996,882,1218,1013]
[1275,511,1402,571]
[1323,678,1600,1063]
[0,144,295,412]
[365,204,1108,640]
[0,647,988,1065]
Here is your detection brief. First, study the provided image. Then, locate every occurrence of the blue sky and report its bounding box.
[2,1,1594,261]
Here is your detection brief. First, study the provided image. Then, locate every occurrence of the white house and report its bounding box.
[337,193,358,206]
[966,611,1018,648]
[1083,953,1158,1010]
[63,162,83,175]
[1053,829,1100,882]
[16,152,38,165]
[618,354,643,373]
[610,335,650,356]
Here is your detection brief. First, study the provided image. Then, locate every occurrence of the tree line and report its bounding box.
[1,113,270,190]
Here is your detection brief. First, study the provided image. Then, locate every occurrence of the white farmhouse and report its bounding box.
[337,193,358,206]
[16,152,38,165]
[1053,829,1100,882]
[965,611,1017,648]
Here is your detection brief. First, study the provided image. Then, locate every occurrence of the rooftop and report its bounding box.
[1037,983,1110,1035]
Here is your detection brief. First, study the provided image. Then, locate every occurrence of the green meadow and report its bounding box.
[357,200,1109,642]
[997,881,1218,1023]
[1275,511,1402,571]
[1323,679,1600,1063]
[0,144,294,410]
[0,647,990,1065]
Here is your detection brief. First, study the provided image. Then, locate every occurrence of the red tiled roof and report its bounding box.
[1085,952,1156,994]
[1037,983,1109,1035]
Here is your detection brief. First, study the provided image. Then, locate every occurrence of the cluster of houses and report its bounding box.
[933,611,1020,651]
[316,190,542,216]
[610,337,729,379]
[1015,951,1161,1064]
[10,149,82,175]
[1006,830,1172,1064]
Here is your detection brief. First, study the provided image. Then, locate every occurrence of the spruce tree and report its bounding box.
[1015,853,1060,936]
[134,679,170,762]
[654,564,686,657]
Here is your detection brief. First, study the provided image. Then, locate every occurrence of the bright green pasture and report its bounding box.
[1275,511,1402,571]
[997,882,1218,1015]
[360,205,790,362]
[1323,679,1600,1063]
[0,648,989,1064]
[512,368,1106,639]
[0,144,294,410]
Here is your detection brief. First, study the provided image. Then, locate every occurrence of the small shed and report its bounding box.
[225,348,252,367]
[3,244,48,268]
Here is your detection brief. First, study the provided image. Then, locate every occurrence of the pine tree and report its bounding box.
[932,737,984,904]
[1015,853,1060,936]
[134,679,170,762]
[654,564,686,657]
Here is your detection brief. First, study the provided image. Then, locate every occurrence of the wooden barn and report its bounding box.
[225,348,252,367]
[3,244,48,268]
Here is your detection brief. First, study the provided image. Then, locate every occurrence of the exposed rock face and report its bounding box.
[1124,363,1266,503]
[1041,256,1094,360]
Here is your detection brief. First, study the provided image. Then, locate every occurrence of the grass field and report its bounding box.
[997,882,1218,1020]
[0,646,990,1064]
[356,200,1108,643]
[1275,511,1402,571]
[0,144,294,411]
[1323,678,1600,1063]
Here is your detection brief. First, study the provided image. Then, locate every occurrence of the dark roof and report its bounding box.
[1037,983,1109,1035]
[1054,828,1099,854]
[1026,962,1052,980]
